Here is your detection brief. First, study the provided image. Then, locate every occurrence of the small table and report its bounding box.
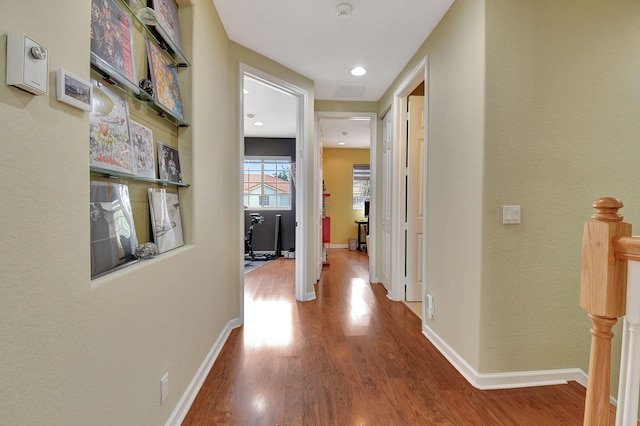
[355,220,368,251]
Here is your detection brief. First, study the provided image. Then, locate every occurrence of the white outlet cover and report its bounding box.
[161,373,169,404]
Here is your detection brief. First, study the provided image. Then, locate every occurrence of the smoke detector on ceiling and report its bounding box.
[336,3,353,19]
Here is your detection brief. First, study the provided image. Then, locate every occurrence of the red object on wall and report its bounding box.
[322,217,330,243]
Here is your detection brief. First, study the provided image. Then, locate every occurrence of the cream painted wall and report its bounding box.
[379,0,640,398]
[482,0,640,385]
[379,0,485,370]
[322,148,370,246]
[0,0,238,424]
[229,42,317,295]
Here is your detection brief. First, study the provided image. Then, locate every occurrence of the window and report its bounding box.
[244,157,292,210]
[353,164,370,210]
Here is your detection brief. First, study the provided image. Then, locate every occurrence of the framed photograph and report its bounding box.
[90,79,135,174]
[157,141,182,183]
[146,38,184,120]
[130,120,156,178]
[56,68,92,111]
[149,188,184,253]
[90,0,139,94]
[151,0,183,54]
[90,181,139,278]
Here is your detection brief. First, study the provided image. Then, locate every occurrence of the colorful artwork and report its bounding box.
[148,189,184,253]
[90,181,138,278]
[130,120,156,178]
[157,141,182,183]
[89,80,135,174]
[152,0,183,53]
[147,38,184,120]
[90,0,138,92]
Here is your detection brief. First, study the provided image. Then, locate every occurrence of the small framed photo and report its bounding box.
[56,68,93,111]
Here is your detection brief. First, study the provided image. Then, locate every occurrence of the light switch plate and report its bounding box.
[503,205,521,225]
[6,32,49,95]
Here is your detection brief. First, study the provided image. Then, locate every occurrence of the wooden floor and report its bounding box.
[183,249,614,425]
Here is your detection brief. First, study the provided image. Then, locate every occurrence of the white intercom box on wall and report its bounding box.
[6,32,49,96]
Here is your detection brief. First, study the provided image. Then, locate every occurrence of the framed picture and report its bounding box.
[151,0,183,54]
[157,141,182,183]
[90,79,135,174]
[56,68,92,111]
[146,38,184,120]
[130,120,156,178]
[90,0,139,94]
[148,188,184,253]
[90,181,139,278]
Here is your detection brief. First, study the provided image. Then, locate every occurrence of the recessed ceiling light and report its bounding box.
[254,121,264,126]
[338,142,346,145]
[243,89,249,95]
[350,66,367,77]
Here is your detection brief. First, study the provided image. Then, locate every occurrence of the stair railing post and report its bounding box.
[580,197,631,426]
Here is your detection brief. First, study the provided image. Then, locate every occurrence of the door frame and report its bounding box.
[314,111,378,282]
[389,57,428,304]
[238,63,312,323]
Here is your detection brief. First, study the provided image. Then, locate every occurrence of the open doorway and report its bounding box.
[242,76,296,273]
[239,65,311,325]
[316,112,377,282]
[388,58,428,323]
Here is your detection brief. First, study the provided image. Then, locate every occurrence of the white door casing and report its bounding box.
[405,95,425,302]
[239,64,312,326]
[389,57,428,305]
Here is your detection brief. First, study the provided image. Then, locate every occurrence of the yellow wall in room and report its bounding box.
[322,148,370,246]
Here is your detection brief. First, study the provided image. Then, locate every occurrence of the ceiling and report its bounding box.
[244,76,371,148]
[232,0,454,147]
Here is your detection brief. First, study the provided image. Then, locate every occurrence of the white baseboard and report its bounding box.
[166,317,243,426]
[329,244,349,249]
[422,323,588,390]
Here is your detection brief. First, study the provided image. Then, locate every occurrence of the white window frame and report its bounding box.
[244,156,292,211]
[353,164,370,210]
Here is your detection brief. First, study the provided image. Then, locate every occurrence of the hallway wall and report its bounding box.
[379,0,640,398]
[0,1,239,424]
[482,0,640,387]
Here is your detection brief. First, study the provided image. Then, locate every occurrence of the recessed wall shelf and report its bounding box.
[122,0,191,67]
[90,166,191,188]
[90,67,190,128]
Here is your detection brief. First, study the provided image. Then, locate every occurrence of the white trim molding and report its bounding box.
[165,318,242,426]
[422,323,588,390]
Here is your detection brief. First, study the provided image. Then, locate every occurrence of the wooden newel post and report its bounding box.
[580,197,631,425]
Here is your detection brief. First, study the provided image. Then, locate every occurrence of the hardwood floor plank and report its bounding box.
[183,249,617,425]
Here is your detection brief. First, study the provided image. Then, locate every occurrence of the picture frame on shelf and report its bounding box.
[146,38,184,120]
[151,0,183,54]
[55,68,92,111]
[130,120,156,178]
[90,0,139,94]
[90,181,139,278]
[148,188,184,254]
[90,79,135,175]
[157,141,182,183]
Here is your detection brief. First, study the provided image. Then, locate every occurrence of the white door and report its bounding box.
[380,113,393,291]
[405,95,424,302]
